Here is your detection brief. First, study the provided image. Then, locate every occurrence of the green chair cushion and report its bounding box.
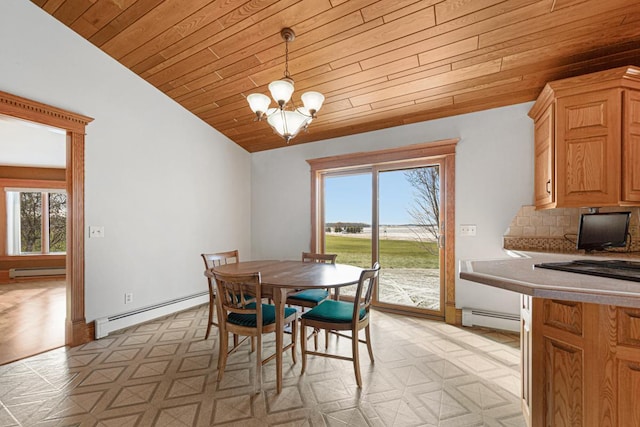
[227,303,297,327]
[301,299,365,323]
[287,289,329,303]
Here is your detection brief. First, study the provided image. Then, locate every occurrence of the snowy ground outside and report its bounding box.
[327,225,437,242]
[340,268,441,311]
[328,226,441,311]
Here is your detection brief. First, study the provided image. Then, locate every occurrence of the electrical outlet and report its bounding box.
[89,226,105,238]
[460,224,477,236]
[124,293,133,304]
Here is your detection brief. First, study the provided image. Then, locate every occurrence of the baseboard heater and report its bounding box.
[9,267,66,278]
[95,291,208,339]
[461,307,520,332]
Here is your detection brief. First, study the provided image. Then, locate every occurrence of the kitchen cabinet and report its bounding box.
[520,295,532,426]
[533,104,554,208]
[624,90,640,202]
[529,66,640,209]
[529,299,640,426]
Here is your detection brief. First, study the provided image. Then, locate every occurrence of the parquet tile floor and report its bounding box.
[0,303,525,426]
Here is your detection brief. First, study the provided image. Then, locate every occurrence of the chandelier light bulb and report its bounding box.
[266,109,311,142]
[301,91,325,117]
[247,93,271,118]
[268,79,294,107]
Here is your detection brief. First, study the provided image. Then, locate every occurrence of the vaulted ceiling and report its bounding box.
[32,0,640,152]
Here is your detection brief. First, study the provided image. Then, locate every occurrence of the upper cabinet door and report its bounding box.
[623,90,640,204]
[534,104,555,208]
[556,89,621,207]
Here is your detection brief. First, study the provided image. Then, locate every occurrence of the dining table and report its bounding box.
[205,259,363,393]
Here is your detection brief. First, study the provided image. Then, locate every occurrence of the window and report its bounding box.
[6,189,67,255]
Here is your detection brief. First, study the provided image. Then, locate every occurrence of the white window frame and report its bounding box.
[5,187,67,255]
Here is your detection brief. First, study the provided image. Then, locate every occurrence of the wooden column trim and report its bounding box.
[0,189,4,256]
[66,130,90,345]
[443,153,458,325]
[0,90,93,347]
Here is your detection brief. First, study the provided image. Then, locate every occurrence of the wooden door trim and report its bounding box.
[0,90,93,346]
[307,138,458,171]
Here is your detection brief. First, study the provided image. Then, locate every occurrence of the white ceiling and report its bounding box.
[0,114,66,168]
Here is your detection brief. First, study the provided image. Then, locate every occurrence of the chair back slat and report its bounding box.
[353,263,380,323]
[213,271,262,329]
[224,282,257,312]
[201,250,239,269]
[302,252,337,264]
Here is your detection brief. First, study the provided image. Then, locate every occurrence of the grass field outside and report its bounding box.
[325,234,439,268]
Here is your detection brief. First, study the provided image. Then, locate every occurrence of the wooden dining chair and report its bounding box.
[300,262,380,388]
[286,252,337,349]
[213,270,298,393]
[200,250,239,340]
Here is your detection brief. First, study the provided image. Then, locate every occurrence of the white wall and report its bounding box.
[251,103,535,315]
[0,116,66,168]
[0,1,252,321]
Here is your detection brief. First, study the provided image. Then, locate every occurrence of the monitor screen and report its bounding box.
[577,212,631,251]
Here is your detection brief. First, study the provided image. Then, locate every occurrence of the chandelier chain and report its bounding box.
[284,38,290,79]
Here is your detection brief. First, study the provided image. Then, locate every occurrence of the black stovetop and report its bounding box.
[534,259,640,283]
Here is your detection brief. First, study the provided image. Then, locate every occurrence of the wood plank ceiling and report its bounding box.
[32,0,640,152]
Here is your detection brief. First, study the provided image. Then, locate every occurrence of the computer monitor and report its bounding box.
[577,211,631,252]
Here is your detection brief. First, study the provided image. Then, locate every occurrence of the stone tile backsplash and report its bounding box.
[503,206,640,254]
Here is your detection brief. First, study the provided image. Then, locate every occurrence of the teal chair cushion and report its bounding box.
[301,299,366,323]
[228,303,297,327]
[287,289,329,303]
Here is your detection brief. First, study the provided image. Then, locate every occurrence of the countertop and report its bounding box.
[460,251,640,308]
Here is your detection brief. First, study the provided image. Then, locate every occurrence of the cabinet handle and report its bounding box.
[546,179,551,195]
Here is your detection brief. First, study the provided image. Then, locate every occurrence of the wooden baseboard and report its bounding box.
[0,274,66,285]
[66,319,94,347]
[85,322,95,344]
[445,304,462,325]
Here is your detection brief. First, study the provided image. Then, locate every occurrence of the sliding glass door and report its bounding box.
[375,163,443,315]
[320,160,445,317]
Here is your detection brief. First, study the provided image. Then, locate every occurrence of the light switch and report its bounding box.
[460,224,477,236]
[89,226,105,238]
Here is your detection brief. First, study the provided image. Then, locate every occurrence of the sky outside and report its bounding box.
[324,170,418,225]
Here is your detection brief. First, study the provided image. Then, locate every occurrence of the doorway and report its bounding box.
[321,161,445,318]
[309,140,457,322]
[376,162,444,316]
[0,115,68,364]
[0,90,92,348]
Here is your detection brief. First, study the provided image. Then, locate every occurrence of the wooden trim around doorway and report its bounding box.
[0,90,94,346]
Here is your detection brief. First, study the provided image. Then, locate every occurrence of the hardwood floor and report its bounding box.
[0,279,65,365]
